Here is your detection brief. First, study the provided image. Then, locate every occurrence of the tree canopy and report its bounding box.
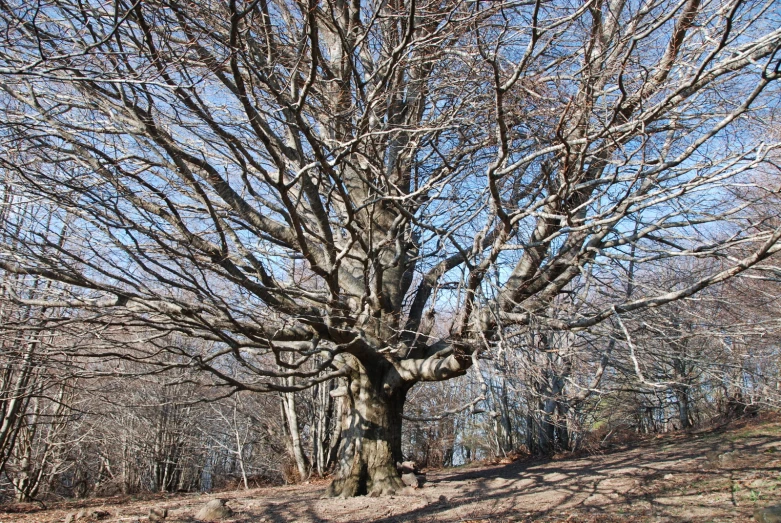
[1,0,779,496]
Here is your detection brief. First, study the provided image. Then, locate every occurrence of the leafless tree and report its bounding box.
[1,0,780,496]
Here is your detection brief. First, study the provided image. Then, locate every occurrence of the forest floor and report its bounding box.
[2,416,780,523]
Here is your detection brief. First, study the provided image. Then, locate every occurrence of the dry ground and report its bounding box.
[2,418,780,523]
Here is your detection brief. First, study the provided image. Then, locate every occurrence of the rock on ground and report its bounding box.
[401,472,427,488]
[68,509,110,521]
[194,499,233,521]
[755,505,781,523]
[401,472,420,488]
[149,506,168,522]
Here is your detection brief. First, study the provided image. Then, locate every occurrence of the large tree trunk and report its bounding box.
[536,398,556,454]
[674,384,692,430]
[326,359,411,498]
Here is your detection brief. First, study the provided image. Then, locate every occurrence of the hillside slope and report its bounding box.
[2,418,780,523]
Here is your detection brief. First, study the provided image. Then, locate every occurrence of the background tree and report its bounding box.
[1,0,780,497]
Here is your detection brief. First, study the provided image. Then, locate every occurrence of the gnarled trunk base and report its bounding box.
[326,359,409,497]
[326,436,405,497]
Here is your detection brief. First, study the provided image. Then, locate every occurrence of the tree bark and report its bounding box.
[674,384,692,430]
[326,383,343,471]
[326,358,411,498]
[281,377,310,480]
[312,378,336,476]
[536,398,556,454]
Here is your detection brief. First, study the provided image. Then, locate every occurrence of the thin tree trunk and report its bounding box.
[0,341,36,473]
[282,377,309,480]
[312,378,335,476]
[557,401,570,451]
[326,384,343,470]
[234,418,249,490]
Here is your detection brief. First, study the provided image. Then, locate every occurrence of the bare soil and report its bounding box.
[3,418,780,523]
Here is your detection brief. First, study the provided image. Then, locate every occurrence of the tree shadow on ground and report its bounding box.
[245,426,780,523]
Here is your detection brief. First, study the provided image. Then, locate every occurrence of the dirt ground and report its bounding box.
[2,418,780,523]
